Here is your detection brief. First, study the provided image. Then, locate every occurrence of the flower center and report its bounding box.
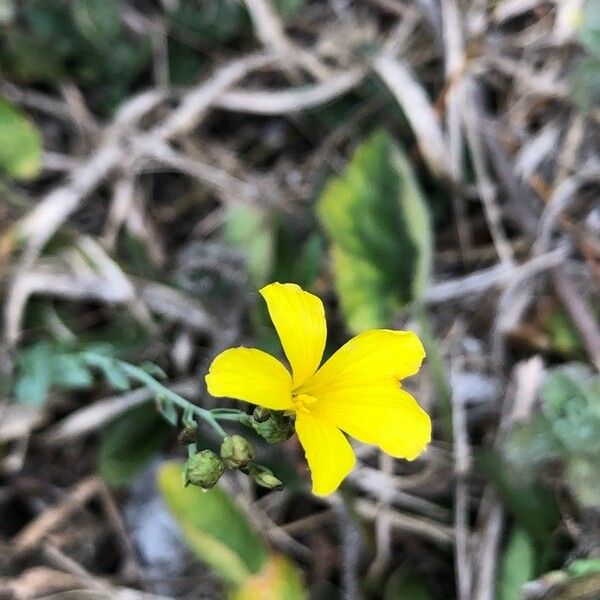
[292,393,317,414]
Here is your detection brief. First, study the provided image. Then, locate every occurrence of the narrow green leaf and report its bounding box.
[140,361,167,380]
[0,98,42,180]
[498,527,536,600]
[155,395,179,427]
[83,353,131,391]
[14,342,53,406]
[317,131,432,332]
[100,404,171,487]
[158,461,268,586]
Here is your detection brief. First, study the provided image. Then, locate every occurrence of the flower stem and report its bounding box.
[83,352,230,438]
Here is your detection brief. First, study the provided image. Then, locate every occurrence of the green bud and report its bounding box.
[252,406,271,423]
[248,464,283,491]
[220,435,255,469]
[252,411,294,444]
[184,450,224,489]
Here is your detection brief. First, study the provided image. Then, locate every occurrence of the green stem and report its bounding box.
[84,353,229,438]
[210,412,247,423]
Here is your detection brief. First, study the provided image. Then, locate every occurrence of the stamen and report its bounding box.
[292,393,317,414]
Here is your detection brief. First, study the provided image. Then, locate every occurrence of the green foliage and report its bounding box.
[81,349,131,391]
[543,307,586,357]
[568,558,600,577]
[271,0,306,20]
[383,569,430,600]
[506,364,600,507]
[70,0,121,46]
[14,342,94,406]
[233,555,307,600]
[159,462,306,598]
[477,450,561,544]
[317,131,432,332]
[222,206,324,293]
[168,38,206,87]
[0,98,42,180]
[12,342,155,406]
[166,0,248,46]
[578,0,600,55]
[0,0,151,115]
[224,204,275,288]
[498,527,536,600]
[100,404,172,487]
[158,461,269,585]
[273,225,324,291]
[571,0,600,111]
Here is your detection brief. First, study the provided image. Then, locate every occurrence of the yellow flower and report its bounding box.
[205,282,431,496]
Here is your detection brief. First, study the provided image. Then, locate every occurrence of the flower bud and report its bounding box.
[220,435,255,469]
[184,450,224,489]
[252,411,294,444]
[252,406,271,423]
[248,464,283,491]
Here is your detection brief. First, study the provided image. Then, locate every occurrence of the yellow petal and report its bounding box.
[313,385,430,459]
[205,347,293,410]
[259,282,326,388]
[299,330,430,459]
[295,411,355,495]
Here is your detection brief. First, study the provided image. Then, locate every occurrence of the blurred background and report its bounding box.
[0,0,599,599]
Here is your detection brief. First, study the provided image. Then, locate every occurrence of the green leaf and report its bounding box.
[272,0,305,20]
[223,204,274,287]
[498,527,536,600]
[293,234,324,289]
[272,222,324,290]
[317,131,432,332]
[568,558,600,577]
[158,461,269,586]
[83,352,131,391]
[52,354,94,389]
[572,57,600,112]
[168,38,206,86]
[542,365,600,456]
[578,0,600,57]
[70,0,121,46]
[566,457,600,508]
[1,29,64,83]
[166,0,248,45]
[14,342,53,406]
[140,362,167,379]
[155,396,179,427]
[383,569,430,600]
[233,555,308,600]
[505,416,562,471]
[100,404,171,487]
[13,342,96,406]
[477,450,561,543]
[0,98,43,180]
